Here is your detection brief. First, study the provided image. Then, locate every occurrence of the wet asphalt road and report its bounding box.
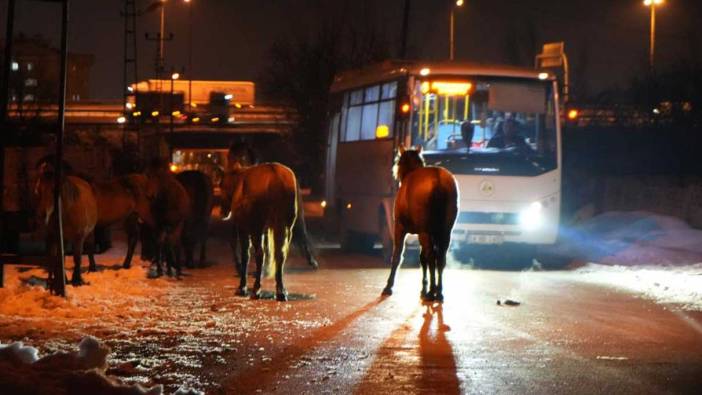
[3,242,702,394]
[204,249,702,395]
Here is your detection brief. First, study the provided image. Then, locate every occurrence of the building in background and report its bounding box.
[2,34,93,105]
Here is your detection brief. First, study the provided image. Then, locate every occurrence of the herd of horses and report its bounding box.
[32,143,458,303]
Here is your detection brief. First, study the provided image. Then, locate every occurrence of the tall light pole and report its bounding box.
[184,0,193,110]
[644,0,664,71]
[449,0,464,61]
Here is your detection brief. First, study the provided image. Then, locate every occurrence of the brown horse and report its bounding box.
[227,140,319,269]
[382,146,458,302]
[145,162,191,277]
[175,170,213,268]
[221,162,297,301]
[90,174,152,270]
[34,167,98,286]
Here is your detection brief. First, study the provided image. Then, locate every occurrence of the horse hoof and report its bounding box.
[276,292,288,302]
[308,258,319,269]
[422,293,435,302]
[236,287,248,297]
[122,264,131,270]
[147,268,161,279]
[71,278,87,287]
[250,290,261,300]
[381,287,393,296]
[435,293,444,303]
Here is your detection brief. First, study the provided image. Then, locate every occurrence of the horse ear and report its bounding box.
[398,145,406,154]
[415,145,423,154]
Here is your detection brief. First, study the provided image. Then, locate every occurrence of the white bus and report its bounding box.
[324,60,561,263]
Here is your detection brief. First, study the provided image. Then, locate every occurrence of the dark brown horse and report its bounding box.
[145,161,191,277]
[382,146,458,302]
[221,162,298,301]
[34,167,98,286]
[227,140,319,269]
[90,174,152,270]
[175,170,213,268]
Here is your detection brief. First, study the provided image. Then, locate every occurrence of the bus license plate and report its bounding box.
[467,234,504,245]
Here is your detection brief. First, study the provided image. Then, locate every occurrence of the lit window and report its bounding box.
[25,78,37,87]
[27,63,33,71]
[23,94,35,102]
[11,62,19,71]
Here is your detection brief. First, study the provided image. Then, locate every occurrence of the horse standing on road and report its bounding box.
[226,140,319,269]
[382,146,458,302]
[145,162,191,277]
[221,161,298,301]
[34,166,98,286]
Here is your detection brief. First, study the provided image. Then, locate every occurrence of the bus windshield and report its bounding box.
[410,78,557,176]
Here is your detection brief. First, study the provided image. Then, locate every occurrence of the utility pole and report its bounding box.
[122,0,139,148]
[48,0,70,297]
[0,0,16,258]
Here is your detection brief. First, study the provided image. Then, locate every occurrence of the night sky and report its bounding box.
[2,0,701,101]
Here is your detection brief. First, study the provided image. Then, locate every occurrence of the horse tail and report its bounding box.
[293,182,319,268]
[430,169,459,254]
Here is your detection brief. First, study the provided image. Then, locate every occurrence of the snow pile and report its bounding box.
[0,336,164,395]
[0,337,205,395]
[572,263,702,311]
[0,263,170,320]
[559,211,702,266]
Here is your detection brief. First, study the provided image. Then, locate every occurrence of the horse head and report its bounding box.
[393,145,425,182]
[227,139,257,170]
[125,174,156,226]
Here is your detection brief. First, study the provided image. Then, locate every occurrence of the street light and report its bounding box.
[170,71,179,149]
[184,0,193,110]
[643,0,664,70]
[449,0,464,61]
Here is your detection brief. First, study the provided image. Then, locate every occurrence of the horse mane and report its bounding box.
[228,139,258,169]
[393,149,425,181]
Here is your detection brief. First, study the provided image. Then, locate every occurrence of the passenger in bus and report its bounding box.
[487,116,529,150]
[460,121,475,150]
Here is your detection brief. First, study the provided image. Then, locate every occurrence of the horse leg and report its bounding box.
[169,223,184,277]
[418,233,432,300]
[293,214,318,269]
[250,232,264,299]
[435,234,451,302]
[153,230,166,278]
[86,232,98,272]
[382,223,407,296]
[237,232,249,296]
[71,236,87,286]
[428,240,438,301]
[273,226,291,302]
[122,214,139,269]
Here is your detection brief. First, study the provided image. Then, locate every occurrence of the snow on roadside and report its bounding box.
[0,262,171,323]
[558,211,702,266]
[0,336,203,394]
[571,263,702,311]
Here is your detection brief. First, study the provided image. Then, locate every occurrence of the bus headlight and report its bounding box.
[519,202,543,231]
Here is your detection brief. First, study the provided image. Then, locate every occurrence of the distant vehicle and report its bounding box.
[324,60,561,262]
